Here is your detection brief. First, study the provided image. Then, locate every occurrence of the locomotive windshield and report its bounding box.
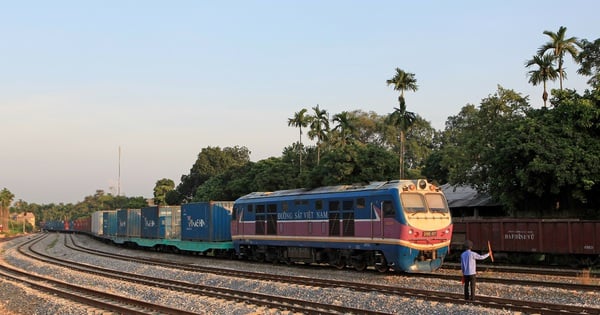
[425,193,449,213]
[401,193,449,214]
[401,194,427,213]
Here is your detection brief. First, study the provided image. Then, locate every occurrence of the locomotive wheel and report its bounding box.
[375,256,388,273]
[332,258,345,270]
[254,253,266,263]
[353,260,367,271]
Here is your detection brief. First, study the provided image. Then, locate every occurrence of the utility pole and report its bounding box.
[118,145,121,196]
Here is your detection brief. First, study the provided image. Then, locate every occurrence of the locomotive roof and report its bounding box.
[236,180,420,200]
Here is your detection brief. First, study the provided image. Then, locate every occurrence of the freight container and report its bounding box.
[116,208,142,237]
[43,220,66,231]
[117,209,128,237]
[103,211,118,237]
[159,206,181,239]
[91,211,104,236]
[72,217,91,233]
[181,201,233,242]
[127,208,141,237]
[141,206,159,239]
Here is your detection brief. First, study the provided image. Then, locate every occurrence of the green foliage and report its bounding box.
[177,146,251,201]
[306,144,397,187]
[577,38,600,89]
[153,178,175,205]
[430,85,600,216]
[9,190,148,229]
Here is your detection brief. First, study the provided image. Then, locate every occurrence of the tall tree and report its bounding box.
[307,105,330,165]
[177,146,250,202]
[287,108,310,170]
[331,111,357,147]
[0,188,15,233]
[153,178,175,205]
[577,38,600,89]
[525,54,559,107]
[386,68,419,179]
[537,26,579,90]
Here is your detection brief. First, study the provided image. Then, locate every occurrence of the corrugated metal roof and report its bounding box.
[441,184,499,207]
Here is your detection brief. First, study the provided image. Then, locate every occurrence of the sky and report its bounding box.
[1,1,598,205]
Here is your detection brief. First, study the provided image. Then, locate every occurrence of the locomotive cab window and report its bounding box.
[343,200,353,210]
[315,200,323,210]
[356,198,365,209]
[425,194,449,213]
[382,200,396,217]
[329,201,340,211]
[401,194,427,213]
[256,204,265,213]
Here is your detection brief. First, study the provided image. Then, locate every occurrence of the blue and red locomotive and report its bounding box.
[232,179,453,272]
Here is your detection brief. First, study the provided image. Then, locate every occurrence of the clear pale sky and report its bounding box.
[1,1,597,204]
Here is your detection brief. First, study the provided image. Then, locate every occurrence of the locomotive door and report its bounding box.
[381,200,397,238]
[370,200,396,238]
[255,203,278,235]
[328,200,355,237]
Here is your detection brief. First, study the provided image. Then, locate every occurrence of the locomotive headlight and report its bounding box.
[408,229,413,235]
[445,229,450,234]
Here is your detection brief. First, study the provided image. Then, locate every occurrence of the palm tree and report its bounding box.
[525,54,559,107]
[537,26,579,90]
[386,68,419,179]
[332,111,356,147]
[0,188,15,233]
[386,68,418,106]
[307,105,330,165]
[288,108,310,170]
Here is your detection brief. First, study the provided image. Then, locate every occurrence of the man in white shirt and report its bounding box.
[461,240,491,301]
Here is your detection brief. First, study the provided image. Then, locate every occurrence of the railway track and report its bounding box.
[66,233,600,315]
[443,261,600,279]
[12,233,393,315]
[0,235,198,315]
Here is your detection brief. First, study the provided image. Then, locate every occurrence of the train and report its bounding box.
[450,218,600,267]
[44,179,454,273]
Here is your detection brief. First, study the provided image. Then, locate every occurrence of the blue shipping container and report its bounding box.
[127,208,141,237]
[117,209,128,236]
[103,211,118,237]
[141,206,159,239]
[181,201,233,242]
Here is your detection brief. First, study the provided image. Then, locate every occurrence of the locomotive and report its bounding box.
[232,179,452,272]
[47,179,454,273]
